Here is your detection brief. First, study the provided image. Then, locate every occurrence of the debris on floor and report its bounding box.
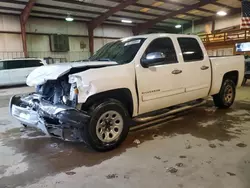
[176,163,184,167]
[209,143,217,148]
[166,167,178,173]
[227,172,236,176]
[179,155,187,158]
[152,134,158,138]
[154,156,161,160]
[65,171,76,176]
[236,143,247,147]
[133,139,140,144]
[106,174,118,179]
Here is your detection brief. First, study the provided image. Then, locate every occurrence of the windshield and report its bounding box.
[89,38,146,64]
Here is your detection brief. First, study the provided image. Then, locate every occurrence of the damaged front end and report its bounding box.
[9,78,90,141]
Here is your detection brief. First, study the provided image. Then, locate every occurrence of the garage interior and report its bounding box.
[1,0,250,188]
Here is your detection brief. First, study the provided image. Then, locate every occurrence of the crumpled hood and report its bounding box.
[26,61,117,86]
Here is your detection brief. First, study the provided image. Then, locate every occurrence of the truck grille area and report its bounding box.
[36,78,71,104]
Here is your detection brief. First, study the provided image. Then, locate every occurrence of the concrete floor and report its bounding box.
[1,84,250,188]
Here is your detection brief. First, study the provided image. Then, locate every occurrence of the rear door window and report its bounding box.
[5,60,25,69]
[178,38,204,62]
[25,60,42,68]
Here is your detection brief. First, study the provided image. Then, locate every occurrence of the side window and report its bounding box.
[144,37,178,65]
[178,38,204,62]
[0,62,4,70]
[25,60,42,68]
[5,60,25,69]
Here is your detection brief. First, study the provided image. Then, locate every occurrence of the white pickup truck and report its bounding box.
[10,33,244,151]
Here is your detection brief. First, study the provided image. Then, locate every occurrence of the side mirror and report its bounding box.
[141,52,166,68]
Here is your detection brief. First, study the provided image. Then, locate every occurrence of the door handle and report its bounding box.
[172,69,182,74]
[201,65,209,70]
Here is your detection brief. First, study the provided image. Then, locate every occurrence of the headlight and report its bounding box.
[68,75,82,84]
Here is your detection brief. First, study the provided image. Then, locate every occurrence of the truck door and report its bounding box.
[177,37,211,101]
[135,37,186,114]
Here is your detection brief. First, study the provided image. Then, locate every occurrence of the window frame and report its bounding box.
[177,37,204,62]
[140,37,178,68]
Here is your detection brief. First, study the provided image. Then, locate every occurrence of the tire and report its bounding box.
[83,99,130,152]
[213,79,236,109]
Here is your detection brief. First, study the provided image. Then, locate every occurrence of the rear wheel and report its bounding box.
[213,79,236,108]
[83,99,129,152]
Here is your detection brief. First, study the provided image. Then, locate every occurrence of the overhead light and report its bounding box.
[65,14,74,22]
[175,24,182,28]
[121,19,132,23]
[217,11,227,16]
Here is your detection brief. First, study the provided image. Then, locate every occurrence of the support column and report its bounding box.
[211,20,215,34]
[20,17,28,57]
[20,0,36,58]
[88,26,94,56]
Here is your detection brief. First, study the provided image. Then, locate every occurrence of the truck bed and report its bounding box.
[209,55,245,96]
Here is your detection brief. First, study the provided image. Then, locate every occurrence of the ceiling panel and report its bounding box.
[187,9,214,17]
[0,10,21,15]
[174,14,200,20]
[125,5,167,15]
[37,0,108,13]
[30,13,90,21]
[167,0,199,5]
[108,16,144,23]
[32,7,98,18]
[0,2,25,9]
[115,11,156,20]
[74,0,118,7]
[163,18,189,24]
[103,21,135,26]
[217,0,241,8]
[156,22,175,27]
[201,4,230,12]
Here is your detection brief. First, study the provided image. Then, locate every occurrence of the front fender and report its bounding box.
[71,64,138,116]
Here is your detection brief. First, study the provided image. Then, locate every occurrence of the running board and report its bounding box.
[133,100,207,123]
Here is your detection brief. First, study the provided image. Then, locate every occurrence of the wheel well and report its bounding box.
[81,88,134,117]
[223,71,239,85]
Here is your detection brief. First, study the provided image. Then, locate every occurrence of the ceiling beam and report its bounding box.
[21,0,36,23]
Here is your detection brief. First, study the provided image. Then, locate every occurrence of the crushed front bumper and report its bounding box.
[9,94,90,141]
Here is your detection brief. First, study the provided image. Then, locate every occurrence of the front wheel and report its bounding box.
[213,79,236,109]
[83,99,130,152]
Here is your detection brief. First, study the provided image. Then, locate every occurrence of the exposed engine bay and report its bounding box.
[35,76,77,107]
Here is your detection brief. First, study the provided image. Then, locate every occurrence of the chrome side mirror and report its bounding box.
[141,52,166,68]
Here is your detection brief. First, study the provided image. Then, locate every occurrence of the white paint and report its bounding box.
[24,33,244,117]
[0,58,47,86]
[26,61,118,86]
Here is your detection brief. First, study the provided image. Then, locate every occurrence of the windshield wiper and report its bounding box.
[96,58,112,61]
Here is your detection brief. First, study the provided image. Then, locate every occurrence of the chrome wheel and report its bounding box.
[96,110,124,143]
[224,85,233,103]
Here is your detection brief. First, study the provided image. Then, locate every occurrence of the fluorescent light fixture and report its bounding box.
[65,14,74,22]
[175,24,182,28]
[121,19,132,23]
[217,11,227,16]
